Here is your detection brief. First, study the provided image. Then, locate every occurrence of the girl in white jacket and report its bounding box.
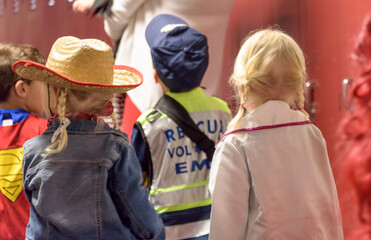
[208,28,344,240]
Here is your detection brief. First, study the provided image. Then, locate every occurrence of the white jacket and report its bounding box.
[104,0,235,112]
[209,100,343,240]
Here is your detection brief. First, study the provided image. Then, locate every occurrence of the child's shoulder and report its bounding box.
[0,108,30,127]
[137,108,166,125]
[0,110,46,149]
[209,96,231,113]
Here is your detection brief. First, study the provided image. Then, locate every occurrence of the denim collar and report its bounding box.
[45,118,126,138]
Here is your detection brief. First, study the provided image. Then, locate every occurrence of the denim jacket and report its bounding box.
[23,118,165,240]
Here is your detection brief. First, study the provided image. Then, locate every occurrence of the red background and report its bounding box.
[1,0,370,237]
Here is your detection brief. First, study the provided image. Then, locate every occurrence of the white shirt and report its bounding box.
[104,0,235,112]
[209,100,343,240]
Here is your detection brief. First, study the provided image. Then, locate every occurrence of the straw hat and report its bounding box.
[12,36,143,93]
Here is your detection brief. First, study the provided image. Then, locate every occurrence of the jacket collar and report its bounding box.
[44,118,126,138]
[239,100,309,129]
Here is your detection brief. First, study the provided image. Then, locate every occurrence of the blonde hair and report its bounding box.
[228,28,308,131]
[42,87,115,157]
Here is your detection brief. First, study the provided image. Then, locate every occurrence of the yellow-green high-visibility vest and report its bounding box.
[136,87,232,240]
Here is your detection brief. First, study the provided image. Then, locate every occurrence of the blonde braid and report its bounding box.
[110,111,119,130]
[296,89,309,117]
[227,107,245,131]
[227,81,248,131]
[288,82,309,118]
[42,88,69,157]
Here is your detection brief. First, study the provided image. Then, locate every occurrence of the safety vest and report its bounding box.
[137,87,232,239]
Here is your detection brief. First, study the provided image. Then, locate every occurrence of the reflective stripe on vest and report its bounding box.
[150,180,209,195]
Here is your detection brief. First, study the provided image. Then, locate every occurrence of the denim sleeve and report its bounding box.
[22,144,32,203]
[108,142,165,240]
[131,125,149,172]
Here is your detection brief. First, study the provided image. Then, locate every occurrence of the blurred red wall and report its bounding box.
[0,1,111,57]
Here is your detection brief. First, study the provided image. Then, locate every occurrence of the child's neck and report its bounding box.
[0,92,28,111]
[0,100,25,111]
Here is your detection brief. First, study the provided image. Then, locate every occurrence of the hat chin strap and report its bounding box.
[47,84,55,117]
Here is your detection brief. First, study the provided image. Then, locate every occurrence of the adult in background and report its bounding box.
[73,0,235,137]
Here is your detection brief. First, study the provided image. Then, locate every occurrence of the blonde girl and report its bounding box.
[13,36,165,240]
[208,28,343,240]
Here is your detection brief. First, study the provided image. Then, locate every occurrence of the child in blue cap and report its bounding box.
[131,14,232,240]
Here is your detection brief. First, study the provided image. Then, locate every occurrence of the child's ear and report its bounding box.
[153,68,161,84]
[153,68,169,92]
[14,80,29,98]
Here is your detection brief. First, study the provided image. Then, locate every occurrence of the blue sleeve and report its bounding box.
[131,125,149,172]
[108,143,165,240]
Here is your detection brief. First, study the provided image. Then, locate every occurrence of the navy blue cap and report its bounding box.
[145,14,209,92]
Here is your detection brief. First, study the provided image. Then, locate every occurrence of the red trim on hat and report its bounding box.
[114,64,144,83]
[12,60,143,88]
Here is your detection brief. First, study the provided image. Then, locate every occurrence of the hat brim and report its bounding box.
[12,60,143,94]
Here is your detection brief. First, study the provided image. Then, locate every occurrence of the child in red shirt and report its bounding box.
[0,43,47,240]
